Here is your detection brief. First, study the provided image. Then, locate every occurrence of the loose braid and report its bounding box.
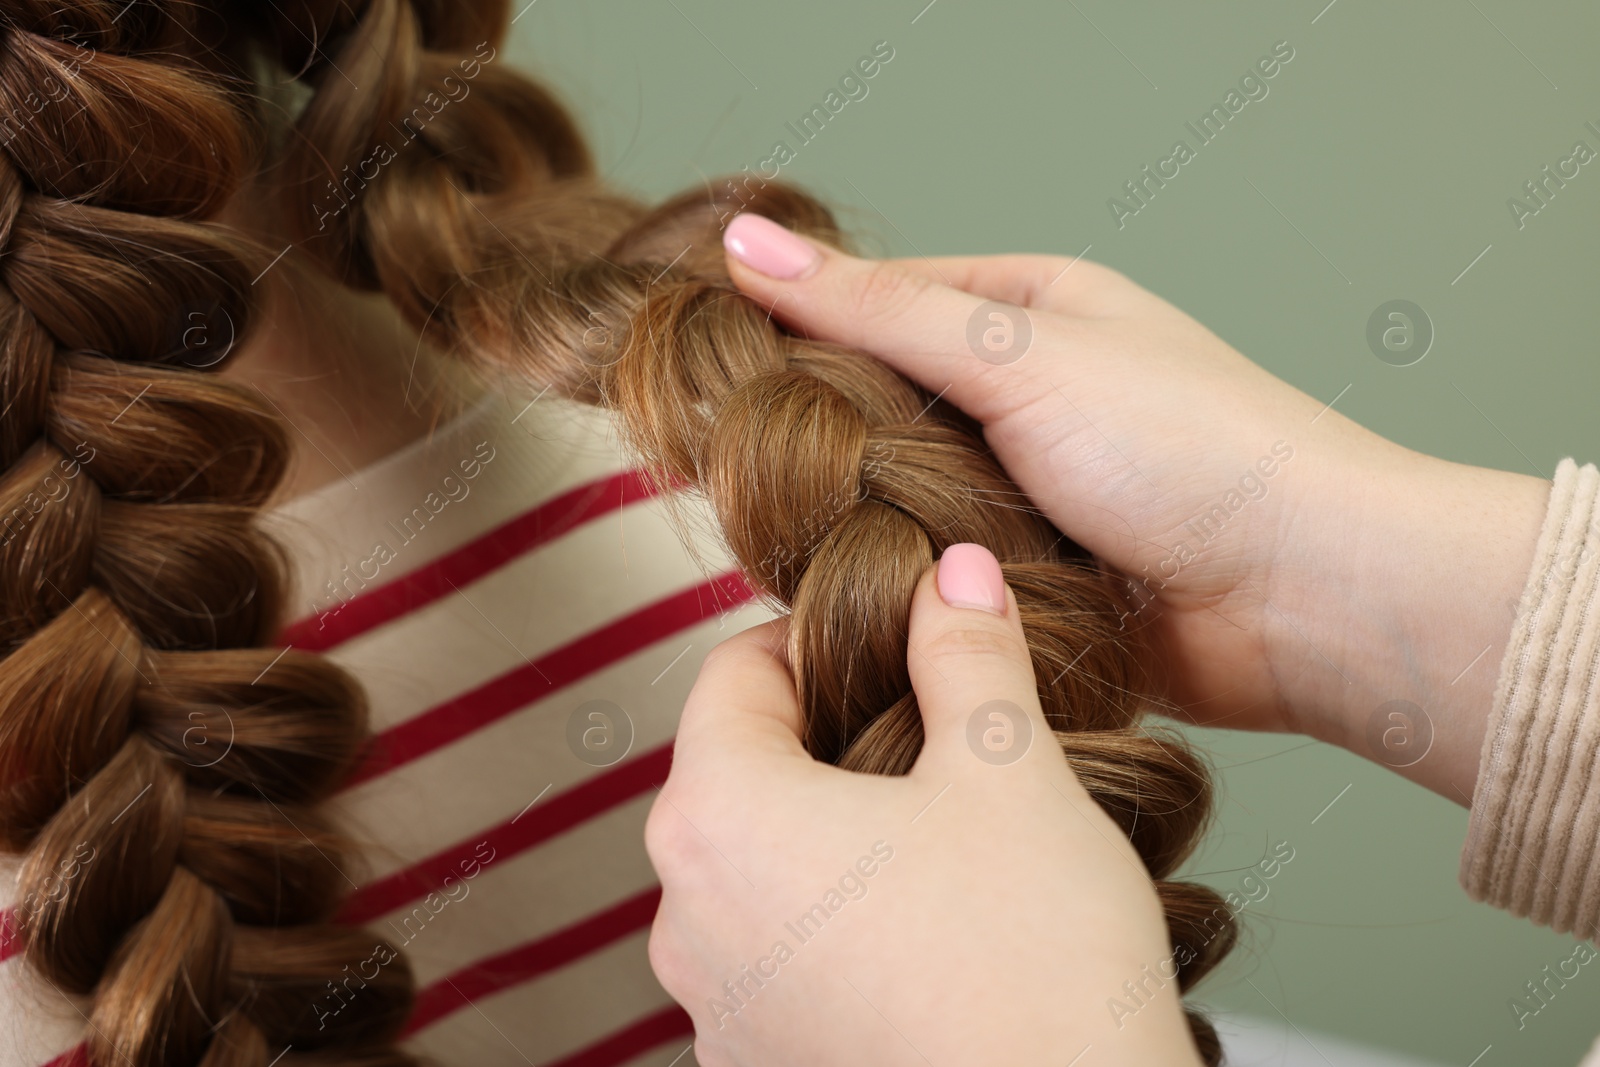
[272,0,1238,1059]
[0,4,415,1065]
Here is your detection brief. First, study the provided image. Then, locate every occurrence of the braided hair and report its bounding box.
[0,1,1238,1063]
[0,3,414,1064]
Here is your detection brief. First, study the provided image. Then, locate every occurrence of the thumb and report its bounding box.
[722,213,1036,425]
[904,543,1053,780]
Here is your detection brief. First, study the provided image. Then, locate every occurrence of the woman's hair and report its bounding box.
[0,1,1236,1064]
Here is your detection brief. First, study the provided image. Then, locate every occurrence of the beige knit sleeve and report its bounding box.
[1460,458,1600,940]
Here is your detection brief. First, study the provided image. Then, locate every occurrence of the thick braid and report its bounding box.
[275,0,1239,1058]
[605,199,1239,1052]
[0,5,416,1065]
[608,216,1237,1054]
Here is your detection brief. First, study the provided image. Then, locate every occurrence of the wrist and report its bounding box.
[1268,443,1549,802]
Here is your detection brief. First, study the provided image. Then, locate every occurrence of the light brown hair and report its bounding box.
[0,1,1236,1063]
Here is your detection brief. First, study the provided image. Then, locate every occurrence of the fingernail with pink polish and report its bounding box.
[937,543,1006,615]
[723,213,821,280]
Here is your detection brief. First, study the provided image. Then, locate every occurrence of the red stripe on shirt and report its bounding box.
[340,571,757,789]
[280,469,662,653]
[17,470,732,1067]
[402,885,662,1036]
[0,906,21,964]
[338,743,673,925]
[543,1005,694,1067]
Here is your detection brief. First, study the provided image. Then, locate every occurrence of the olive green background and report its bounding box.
[508,2,1600,1063]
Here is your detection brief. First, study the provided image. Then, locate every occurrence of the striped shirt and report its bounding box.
[1,384,767,1066]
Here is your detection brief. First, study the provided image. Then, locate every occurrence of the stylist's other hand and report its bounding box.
[722,214,1549,802]
[647,544,1202,1067]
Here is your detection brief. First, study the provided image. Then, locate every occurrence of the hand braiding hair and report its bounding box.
[276,0,1239,1059]
[0,0,1238,1062]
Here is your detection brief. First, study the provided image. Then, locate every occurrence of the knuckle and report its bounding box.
[645,912,684,994]
[1045,255,1136,306]
[695,628,768,687]
[697,634,745,676]
[1028,253,1074,281]
[1080,258,1130,287]
[695,1037,736,1067]
[643,790,693,876]
[679,639,746,722]
[923,620,1026,668]
[852,261,931,324]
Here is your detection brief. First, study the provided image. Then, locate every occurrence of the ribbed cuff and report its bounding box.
[1461,458,1600,940]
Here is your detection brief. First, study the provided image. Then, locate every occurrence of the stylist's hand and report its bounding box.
[647,544,1202,1067]
[721,214,1550,802]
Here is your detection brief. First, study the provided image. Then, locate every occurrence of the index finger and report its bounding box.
[671,617,813,774]
[889,254,1159,319]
